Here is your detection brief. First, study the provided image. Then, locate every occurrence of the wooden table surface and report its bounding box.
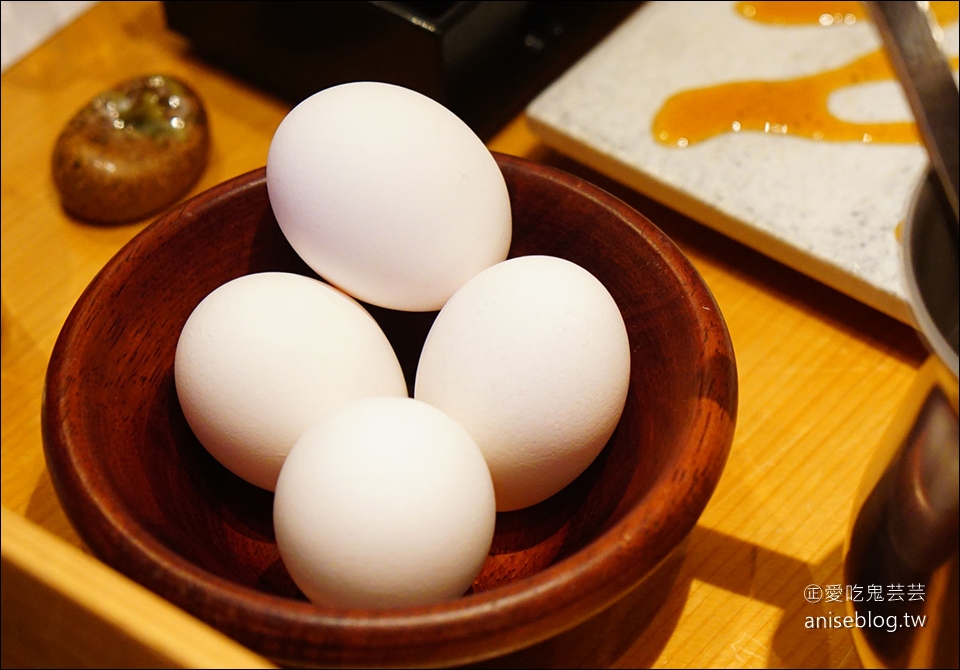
[1,2,933,668]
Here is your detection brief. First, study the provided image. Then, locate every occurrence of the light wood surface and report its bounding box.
[1,506,276,668]
[1,2,932,668]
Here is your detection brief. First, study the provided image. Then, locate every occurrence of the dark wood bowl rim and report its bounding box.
[42,154,738,666]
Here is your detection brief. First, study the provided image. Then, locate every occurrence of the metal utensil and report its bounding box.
[847,8,960,670]
[867,1,960,228]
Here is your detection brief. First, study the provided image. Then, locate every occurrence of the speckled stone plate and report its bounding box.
[526,0,960,324]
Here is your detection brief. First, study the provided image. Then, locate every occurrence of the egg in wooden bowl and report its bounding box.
[42,152,738,668]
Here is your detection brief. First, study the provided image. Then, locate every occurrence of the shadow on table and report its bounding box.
[466,531,692,669]
[469,525,860,669]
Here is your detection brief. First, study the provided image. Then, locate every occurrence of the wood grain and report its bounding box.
[38,157,736,667]
[1,2,933,667]
[1,506,275,669]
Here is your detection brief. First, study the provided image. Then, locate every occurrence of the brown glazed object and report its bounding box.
[42,155,738,668]
[51,74,209,224]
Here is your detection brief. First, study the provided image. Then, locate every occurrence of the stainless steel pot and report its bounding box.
[844,167,959,669]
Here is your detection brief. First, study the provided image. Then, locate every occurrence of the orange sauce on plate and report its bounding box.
[653,1,959,147]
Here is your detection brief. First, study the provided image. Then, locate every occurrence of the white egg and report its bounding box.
[414,255,631,512]
[266,81,512,312]
[174,272,407,491]
[273,396,496,608]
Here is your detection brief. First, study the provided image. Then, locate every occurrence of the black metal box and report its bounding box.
[162,1,640,140]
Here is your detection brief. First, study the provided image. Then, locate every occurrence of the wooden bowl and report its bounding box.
[42,154,738,668]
